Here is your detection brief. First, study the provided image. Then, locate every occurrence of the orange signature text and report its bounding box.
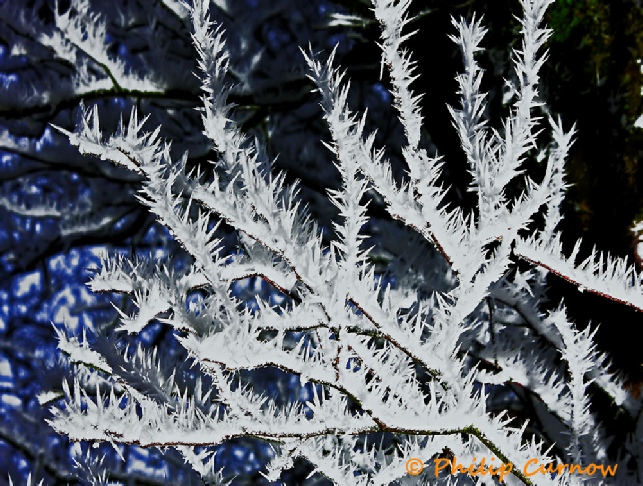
[430,457,618,480]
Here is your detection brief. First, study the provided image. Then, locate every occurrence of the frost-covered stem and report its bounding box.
[372,0,422,150]
[189,0,337,304]
[548,307,606,464]
[495,0,554,190]
[541,117,574,241]
[189,0,274,214]
[490,284,636,418]
[303,51,458,385]
[304,48,371,277]
[448,16,495,222]
[514,235,643,313]
[371,0,473,277]
[44,0,166,92]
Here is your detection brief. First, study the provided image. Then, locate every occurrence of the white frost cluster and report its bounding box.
[49,0,642,484]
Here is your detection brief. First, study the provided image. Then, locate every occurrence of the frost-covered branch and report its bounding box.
[45,0,642,483]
